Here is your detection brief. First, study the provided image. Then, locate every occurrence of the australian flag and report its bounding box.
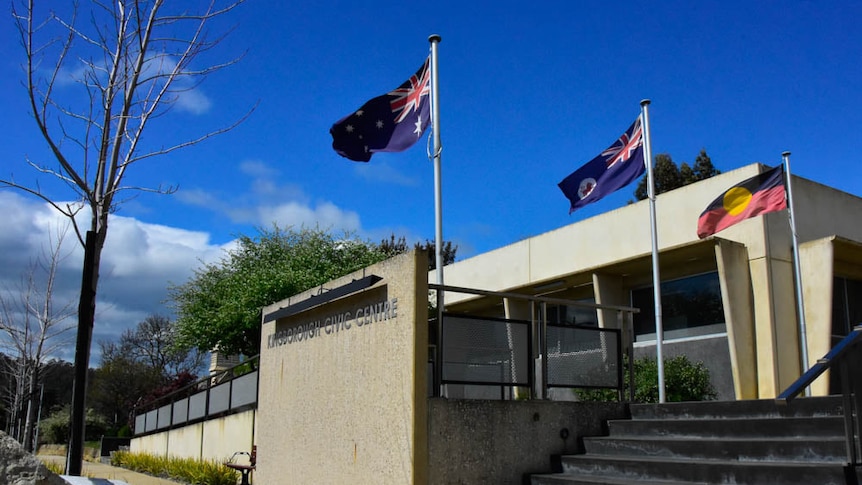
[558,117,646,213]
[330,58,431,162]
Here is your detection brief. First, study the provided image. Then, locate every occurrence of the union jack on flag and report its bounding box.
[330,57,432,162]
[390,58,430,123]
[602,118,643,168]
[558,116,647,213]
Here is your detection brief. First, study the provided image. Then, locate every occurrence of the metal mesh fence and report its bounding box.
[441,315,530,386]
[546,324,620,388]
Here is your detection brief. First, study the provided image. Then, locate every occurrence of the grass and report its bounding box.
[42,460,65,475]
[38,459,96,479]
[111,450,239,485]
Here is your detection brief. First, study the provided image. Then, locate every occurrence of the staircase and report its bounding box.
[530,396,860,485]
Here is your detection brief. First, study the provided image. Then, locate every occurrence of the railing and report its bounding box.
[133,356,260,436]
[429,283,635,401]
[777,325,862,466]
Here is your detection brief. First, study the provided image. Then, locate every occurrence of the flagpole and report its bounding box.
[429,35,444,287]
[641,99,666,403]
[782,151,810,394]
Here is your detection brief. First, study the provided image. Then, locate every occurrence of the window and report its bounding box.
[546,300,598,327]
[832,276,862,338]
[631,272,725,341]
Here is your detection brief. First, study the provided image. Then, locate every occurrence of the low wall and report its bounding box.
[130,409,256,462]
[427,398,628,485]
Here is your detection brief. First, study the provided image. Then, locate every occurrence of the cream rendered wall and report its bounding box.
[256,251,427,485]
[129,409,256,461]
[130,432,167,456]
[201,410,256,461]
[165,422,203,459]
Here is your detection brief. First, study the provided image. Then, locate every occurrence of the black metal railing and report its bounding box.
[132,356,260,436]
[777,325,862,466]
[429,283,635,401]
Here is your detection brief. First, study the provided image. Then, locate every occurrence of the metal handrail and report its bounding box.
[132,355,260,435]
[777,324,862,466]
[429,283,636,401]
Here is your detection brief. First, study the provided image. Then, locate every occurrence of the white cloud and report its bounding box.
[353,161,419,186]
[173,87,213,115]
[256,201,361,232]
[180,160,364,232]
[239,160,279,178]
[0,191,230,364]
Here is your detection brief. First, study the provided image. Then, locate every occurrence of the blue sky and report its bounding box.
[0,0,860,360]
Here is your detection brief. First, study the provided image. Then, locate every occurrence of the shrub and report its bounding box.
[577,354,717,403]
[111,451,239,485]
[39,406,109,444]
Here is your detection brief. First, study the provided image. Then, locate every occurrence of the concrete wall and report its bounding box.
[129,409,256,461]
[202,410,256,460]
[256,251,428,485]
[634,335,734,401]
[427,399,628,485]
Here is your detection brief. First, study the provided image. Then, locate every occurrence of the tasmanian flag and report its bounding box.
[696,165,787,239]
[558,117,646,213]
[330,58,431,162]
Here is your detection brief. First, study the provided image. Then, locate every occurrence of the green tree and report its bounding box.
[39,405,108,444]
[170,227,393,357]
[379,235,458,271]
[692,149,721,181]
[633,150,721,200]
[89,347,161,434]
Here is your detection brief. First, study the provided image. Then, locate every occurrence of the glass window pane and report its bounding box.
[845,278,862,333]
[832,276,848,337]
[546,300,598,327]
[631,272,725,341]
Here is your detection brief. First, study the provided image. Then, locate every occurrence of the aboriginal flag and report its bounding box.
[696,165,787,239]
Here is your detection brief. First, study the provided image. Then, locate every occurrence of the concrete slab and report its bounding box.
[60,477,129,485]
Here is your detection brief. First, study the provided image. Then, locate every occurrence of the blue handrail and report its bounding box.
[777,325,862,466]
[777,325,862,403]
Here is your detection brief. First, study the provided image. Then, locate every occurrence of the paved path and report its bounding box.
[39,455,183,485]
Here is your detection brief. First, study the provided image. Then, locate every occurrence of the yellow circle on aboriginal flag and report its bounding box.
[723,187,753,216]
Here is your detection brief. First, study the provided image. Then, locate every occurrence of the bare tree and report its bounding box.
[90,315,205,431]
[0,226,76,452]
[5,0,250,473]
[117,314,206,379]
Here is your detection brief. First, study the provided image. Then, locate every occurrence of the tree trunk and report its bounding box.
[66,231,98,476]
[22,369,38,452]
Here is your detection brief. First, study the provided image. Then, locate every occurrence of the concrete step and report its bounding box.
[531,473,708,485]
[607,415,845,439]
[629,395,844,420]
[583,435,847,462]
[555,454,852,485]
[529,397,855,485]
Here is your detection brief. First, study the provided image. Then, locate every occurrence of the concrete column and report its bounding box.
[714,239,757,399]
[591,273,625,330]
[799,237,835,396]
[503,298,531,321]
[503,298,533,398]
[748,233,800,398]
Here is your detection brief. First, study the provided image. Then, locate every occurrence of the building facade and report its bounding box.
[439,163,862,400]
